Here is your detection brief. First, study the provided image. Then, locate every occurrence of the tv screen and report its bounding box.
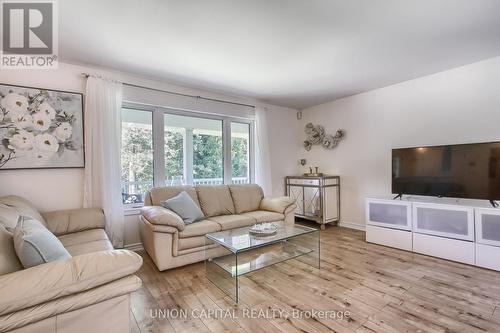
[392,142,500,200]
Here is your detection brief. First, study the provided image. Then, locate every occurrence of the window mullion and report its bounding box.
[223,118,232,185]
[153,108,165,187]
[249,121,255,183]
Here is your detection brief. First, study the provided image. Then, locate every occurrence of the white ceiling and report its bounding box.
[59,0,500,109]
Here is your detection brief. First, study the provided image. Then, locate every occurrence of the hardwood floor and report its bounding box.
[130,225,500,333]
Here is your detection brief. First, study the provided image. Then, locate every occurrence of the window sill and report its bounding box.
[124,205,143,216]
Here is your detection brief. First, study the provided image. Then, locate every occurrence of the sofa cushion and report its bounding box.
[63,240,114,256]
[148,186,200,207]
[0,224,22,275]
[240,210,285,223]
[196,185,235,217]
[207,215,255,231]
[13,217,71,268]
[178,220,221,238]
[162,191,204,225]
[58,229,110,247]
[229,184,264,214]
[0,195,46,226]
[58,229,113,256]
[0,203,20,233]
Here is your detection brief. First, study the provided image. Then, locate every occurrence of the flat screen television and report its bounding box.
[392,142,500,200]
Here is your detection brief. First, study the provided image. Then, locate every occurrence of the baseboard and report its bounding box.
[124,242,144,252]
[338,221,366,231]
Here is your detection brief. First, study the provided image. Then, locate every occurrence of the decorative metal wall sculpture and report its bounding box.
[303,123,344,151]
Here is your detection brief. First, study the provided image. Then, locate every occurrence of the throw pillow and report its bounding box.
[162,191,204,225]
[13,217,71,268]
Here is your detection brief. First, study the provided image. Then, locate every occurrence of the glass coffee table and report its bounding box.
[205,224,320,302]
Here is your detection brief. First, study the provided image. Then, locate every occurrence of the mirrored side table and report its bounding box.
[285,175,340,229]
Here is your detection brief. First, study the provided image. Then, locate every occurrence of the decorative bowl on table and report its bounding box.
[249,223,278,236]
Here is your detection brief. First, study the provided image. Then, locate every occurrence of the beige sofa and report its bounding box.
[140,184,296,271]
[0,195,143,333]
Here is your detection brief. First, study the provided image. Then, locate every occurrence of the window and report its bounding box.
[164,114,223,186]
[121,105,254,205]
[121,108,153,204]
[231,122,250,184]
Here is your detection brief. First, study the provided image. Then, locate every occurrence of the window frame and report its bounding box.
[121,105,155,208]
[229,120,254,184]
[121,102,255,208]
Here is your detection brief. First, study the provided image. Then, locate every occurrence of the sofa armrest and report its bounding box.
[141,218,178,234]
[260,196,296,214]
[0,250,142,316]
[42,208,105,236]
[141,206,185,231]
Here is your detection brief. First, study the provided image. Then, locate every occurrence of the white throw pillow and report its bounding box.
[13,217,71,268]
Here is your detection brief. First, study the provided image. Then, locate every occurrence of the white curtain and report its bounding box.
[83,77,124,248]
[254,106,272,196]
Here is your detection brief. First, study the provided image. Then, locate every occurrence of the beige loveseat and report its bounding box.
[140,184,296,271]
[0,195,143,333]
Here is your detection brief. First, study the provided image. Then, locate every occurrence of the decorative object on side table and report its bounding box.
[249,222,278,236]
[304,166,323,177]
[303,122,344,151]
[0,84,84,169]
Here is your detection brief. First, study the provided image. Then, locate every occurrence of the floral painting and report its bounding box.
[0,84,84,169]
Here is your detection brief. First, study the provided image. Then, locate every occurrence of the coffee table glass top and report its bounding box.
[205,223,321,302]
[206,224,318,253]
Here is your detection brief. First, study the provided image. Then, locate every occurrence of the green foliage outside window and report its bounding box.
[193,134,223,178]
[121,124,154,196]
[122,127,249,190]
[165,131,183,179]
[231,137,248,178]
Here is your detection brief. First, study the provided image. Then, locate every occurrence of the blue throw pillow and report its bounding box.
[13,217,71,268]
[162,191,204,225]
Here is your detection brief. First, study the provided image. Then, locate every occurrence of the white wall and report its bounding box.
[301,56,500,229]
[266,105,302,196]
[0,62,299,246]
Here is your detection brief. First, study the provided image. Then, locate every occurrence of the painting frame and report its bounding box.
[0,83,85,170]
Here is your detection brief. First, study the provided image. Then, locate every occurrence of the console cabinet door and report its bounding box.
[412,203,474,241]
[287,185,304,216]
[365,199,412,231]
[475,209,500,246]
[303,186,321,217]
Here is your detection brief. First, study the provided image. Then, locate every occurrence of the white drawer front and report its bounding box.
[366,225,412,251]
[413,233,475,265]
[475,209,500,246]
[366,199,412,230]
[476,243,500,271]
[413,204,474,241]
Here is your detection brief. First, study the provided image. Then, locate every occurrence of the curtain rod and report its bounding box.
[81,73,255,109]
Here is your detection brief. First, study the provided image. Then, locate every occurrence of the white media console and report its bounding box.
[365,196,500,271]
